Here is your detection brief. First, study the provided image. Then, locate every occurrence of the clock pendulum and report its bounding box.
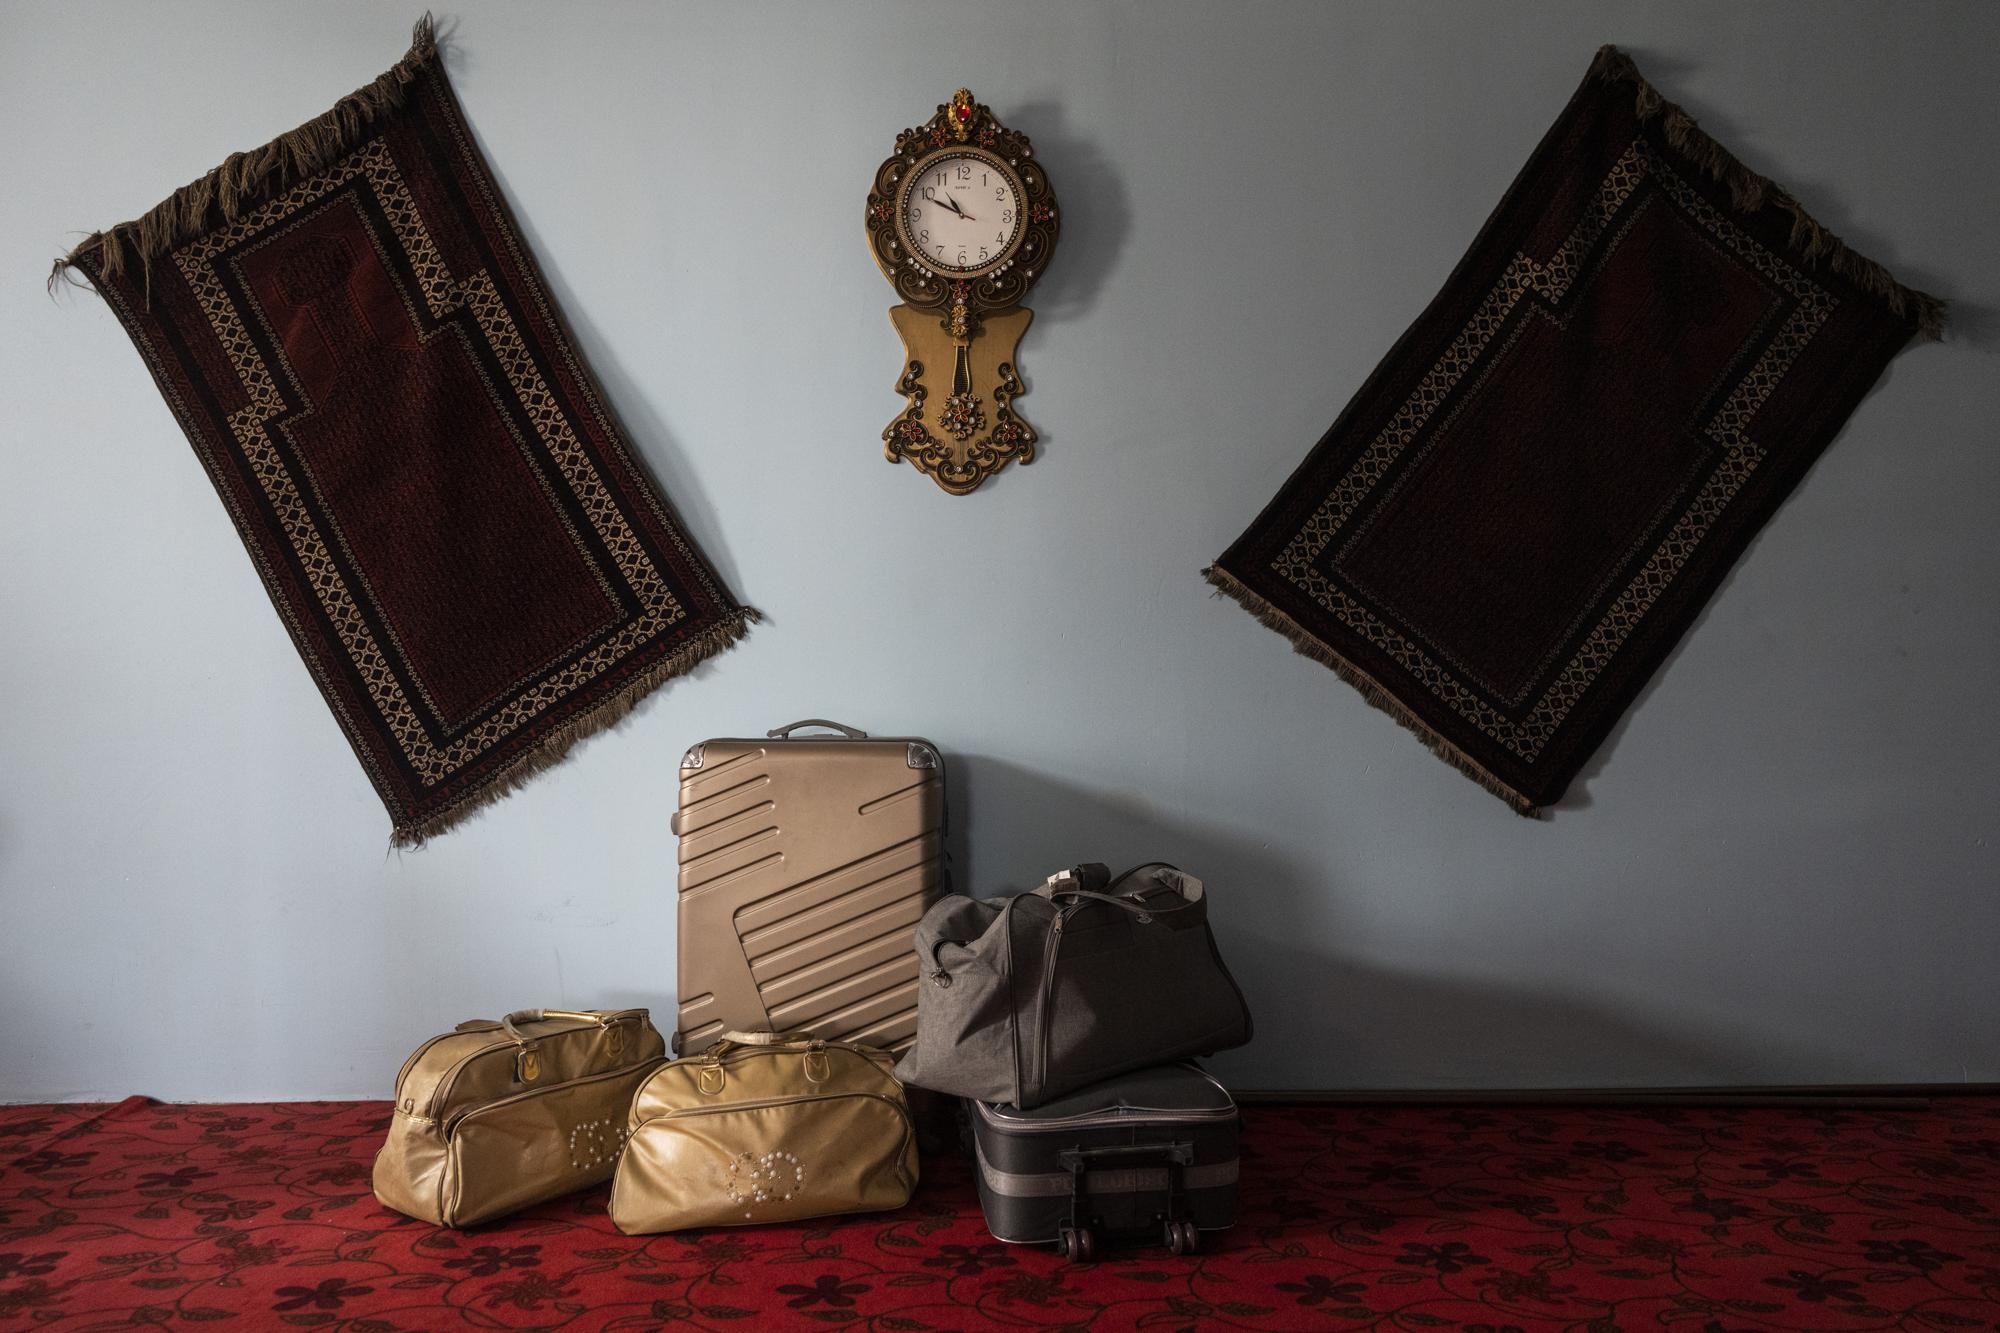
[865,89,1060,496]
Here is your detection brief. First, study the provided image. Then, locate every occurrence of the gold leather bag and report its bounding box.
[372,1008,666,1227]
[610,1030,919,1234]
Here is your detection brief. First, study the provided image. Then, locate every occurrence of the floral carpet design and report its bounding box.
[2,1096,1997,1330]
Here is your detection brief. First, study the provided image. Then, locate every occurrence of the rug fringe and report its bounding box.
[1589,45,1945,342]
[389,606,761,849]
[1202,566,1543,818]
[50,14,439,298]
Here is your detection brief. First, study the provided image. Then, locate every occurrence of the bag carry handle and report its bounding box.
[767,719,868,740]
[1106,862,1204,902]
[1037,863,1205,915]
[713,1028,824,1047]
[498,1009,646,1082]
[706,1028,882,1056]
[1042,886,1203,927]
[700,1029,850,1088]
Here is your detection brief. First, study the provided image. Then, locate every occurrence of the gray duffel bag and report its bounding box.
[894,862,1253,1109]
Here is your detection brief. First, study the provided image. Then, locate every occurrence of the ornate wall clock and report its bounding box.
[865,89,1060,495]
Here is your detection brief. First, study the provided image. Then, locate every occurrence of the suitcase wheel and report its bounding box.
[1165,1219,1200,1255]
[1057,1226,1097,1264]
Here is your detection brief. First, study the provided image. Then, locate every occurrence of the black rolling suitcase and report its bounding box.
[968,1063,1238,1261]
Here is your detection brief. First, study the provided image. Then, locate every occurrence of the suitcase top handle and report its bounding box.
[767,719,868,740]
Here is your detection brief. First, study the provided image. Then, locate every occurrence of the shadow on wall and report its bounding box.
[951,753,1844,1090]
[473,148,749,602]
[1529,49,1976,814]
[1006,100,1131,327]
[1622,45,1993,352]
[455,146,758,742]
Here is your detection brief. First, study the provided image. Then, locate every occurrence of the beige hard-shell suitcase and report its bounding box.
[672,719,945,1055]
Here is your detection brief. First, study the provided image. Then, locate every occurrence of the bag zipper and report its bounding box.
[976,1102,1238,1133]
[425,1016,606,1121]
[392,1029,469,1108]
[441,1058,658,1139]
[633,1089,915,1134]
[656,1043,894,1079]
[1024,873,1250,1100]
[976,1067,1237,1133]
[1033,905,1072,1102]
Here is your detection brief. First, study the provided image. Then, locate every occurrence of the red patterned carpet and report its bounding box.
[2,1096,1997,1331]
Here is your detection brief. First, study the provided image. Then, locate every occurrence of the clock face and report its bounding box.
[895,149,1025,278]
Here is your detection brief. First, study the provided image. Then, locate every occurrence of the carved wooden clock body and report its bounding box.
[866,90,1059,495]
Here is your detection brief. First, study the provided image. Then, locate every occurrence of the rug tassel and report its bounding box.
[51,13,439,300]
[1203,566,1545,818]
[388,606,762,850]
[1589,45,1946,342]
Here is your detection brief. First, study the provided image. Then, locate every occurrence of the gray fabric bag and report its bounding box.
[893,863,1253,1109]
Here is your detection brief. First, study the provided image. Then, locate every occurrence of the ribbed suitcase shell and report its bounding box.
[672,724,944,1055]
[970,1063,1239,1250]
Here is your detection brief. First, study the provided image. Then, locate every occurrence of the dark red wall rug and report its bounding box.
[54,19,755,847]
[1207,47,1942,815]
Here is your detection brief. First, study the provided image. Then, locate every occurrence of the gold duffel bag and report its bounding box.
[610,1030,918,1234]
[373,1008,666,1227]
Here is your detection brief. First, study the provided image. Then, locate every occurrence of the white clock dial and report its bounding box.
[896,150,1025,277]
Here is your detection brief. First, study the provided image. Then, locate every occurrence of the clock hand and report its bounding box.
[933,194,980,223]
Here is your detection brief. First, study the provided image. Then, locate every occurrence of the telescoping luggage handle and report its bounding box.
[1053,1139,1202,1261]
[493,1009,647,1083]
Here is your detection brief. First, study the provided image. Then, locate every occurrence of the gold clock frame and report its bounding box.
[866,89,1060,496]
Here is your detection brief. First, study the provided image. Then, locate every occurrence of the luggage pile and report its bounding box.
[898,860,1253,1258]
[371,720,1254,1261]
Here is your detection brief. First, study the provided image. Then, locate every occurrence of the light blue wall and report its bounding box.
[2,1,1994,1099]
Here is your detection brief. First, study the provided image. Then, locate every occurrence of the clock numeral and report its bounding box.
[957,248,968,264]
[995,187,1005,201]
[956,163,971,180]
[994,231,1005,243]
[919,228,929,243]
[978,247,989,261]
[1001,209,1013,223]
[981,172,989,187]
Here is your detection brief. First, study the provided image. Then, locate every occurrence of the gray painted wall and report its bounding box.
[2,1,1994,1101]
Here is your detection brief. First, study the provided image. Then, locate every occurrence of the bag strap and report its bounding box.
[1043,885,1203,926]
[702,1029,886,1070]
[702,1029,885,1061]
[499,1008,645,1044]
[1109,862,1205,903]
[1038,863,1204,906]
[695,1030,865,1091]
[714,1028,823,1047]
[495,1009,647,1082]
